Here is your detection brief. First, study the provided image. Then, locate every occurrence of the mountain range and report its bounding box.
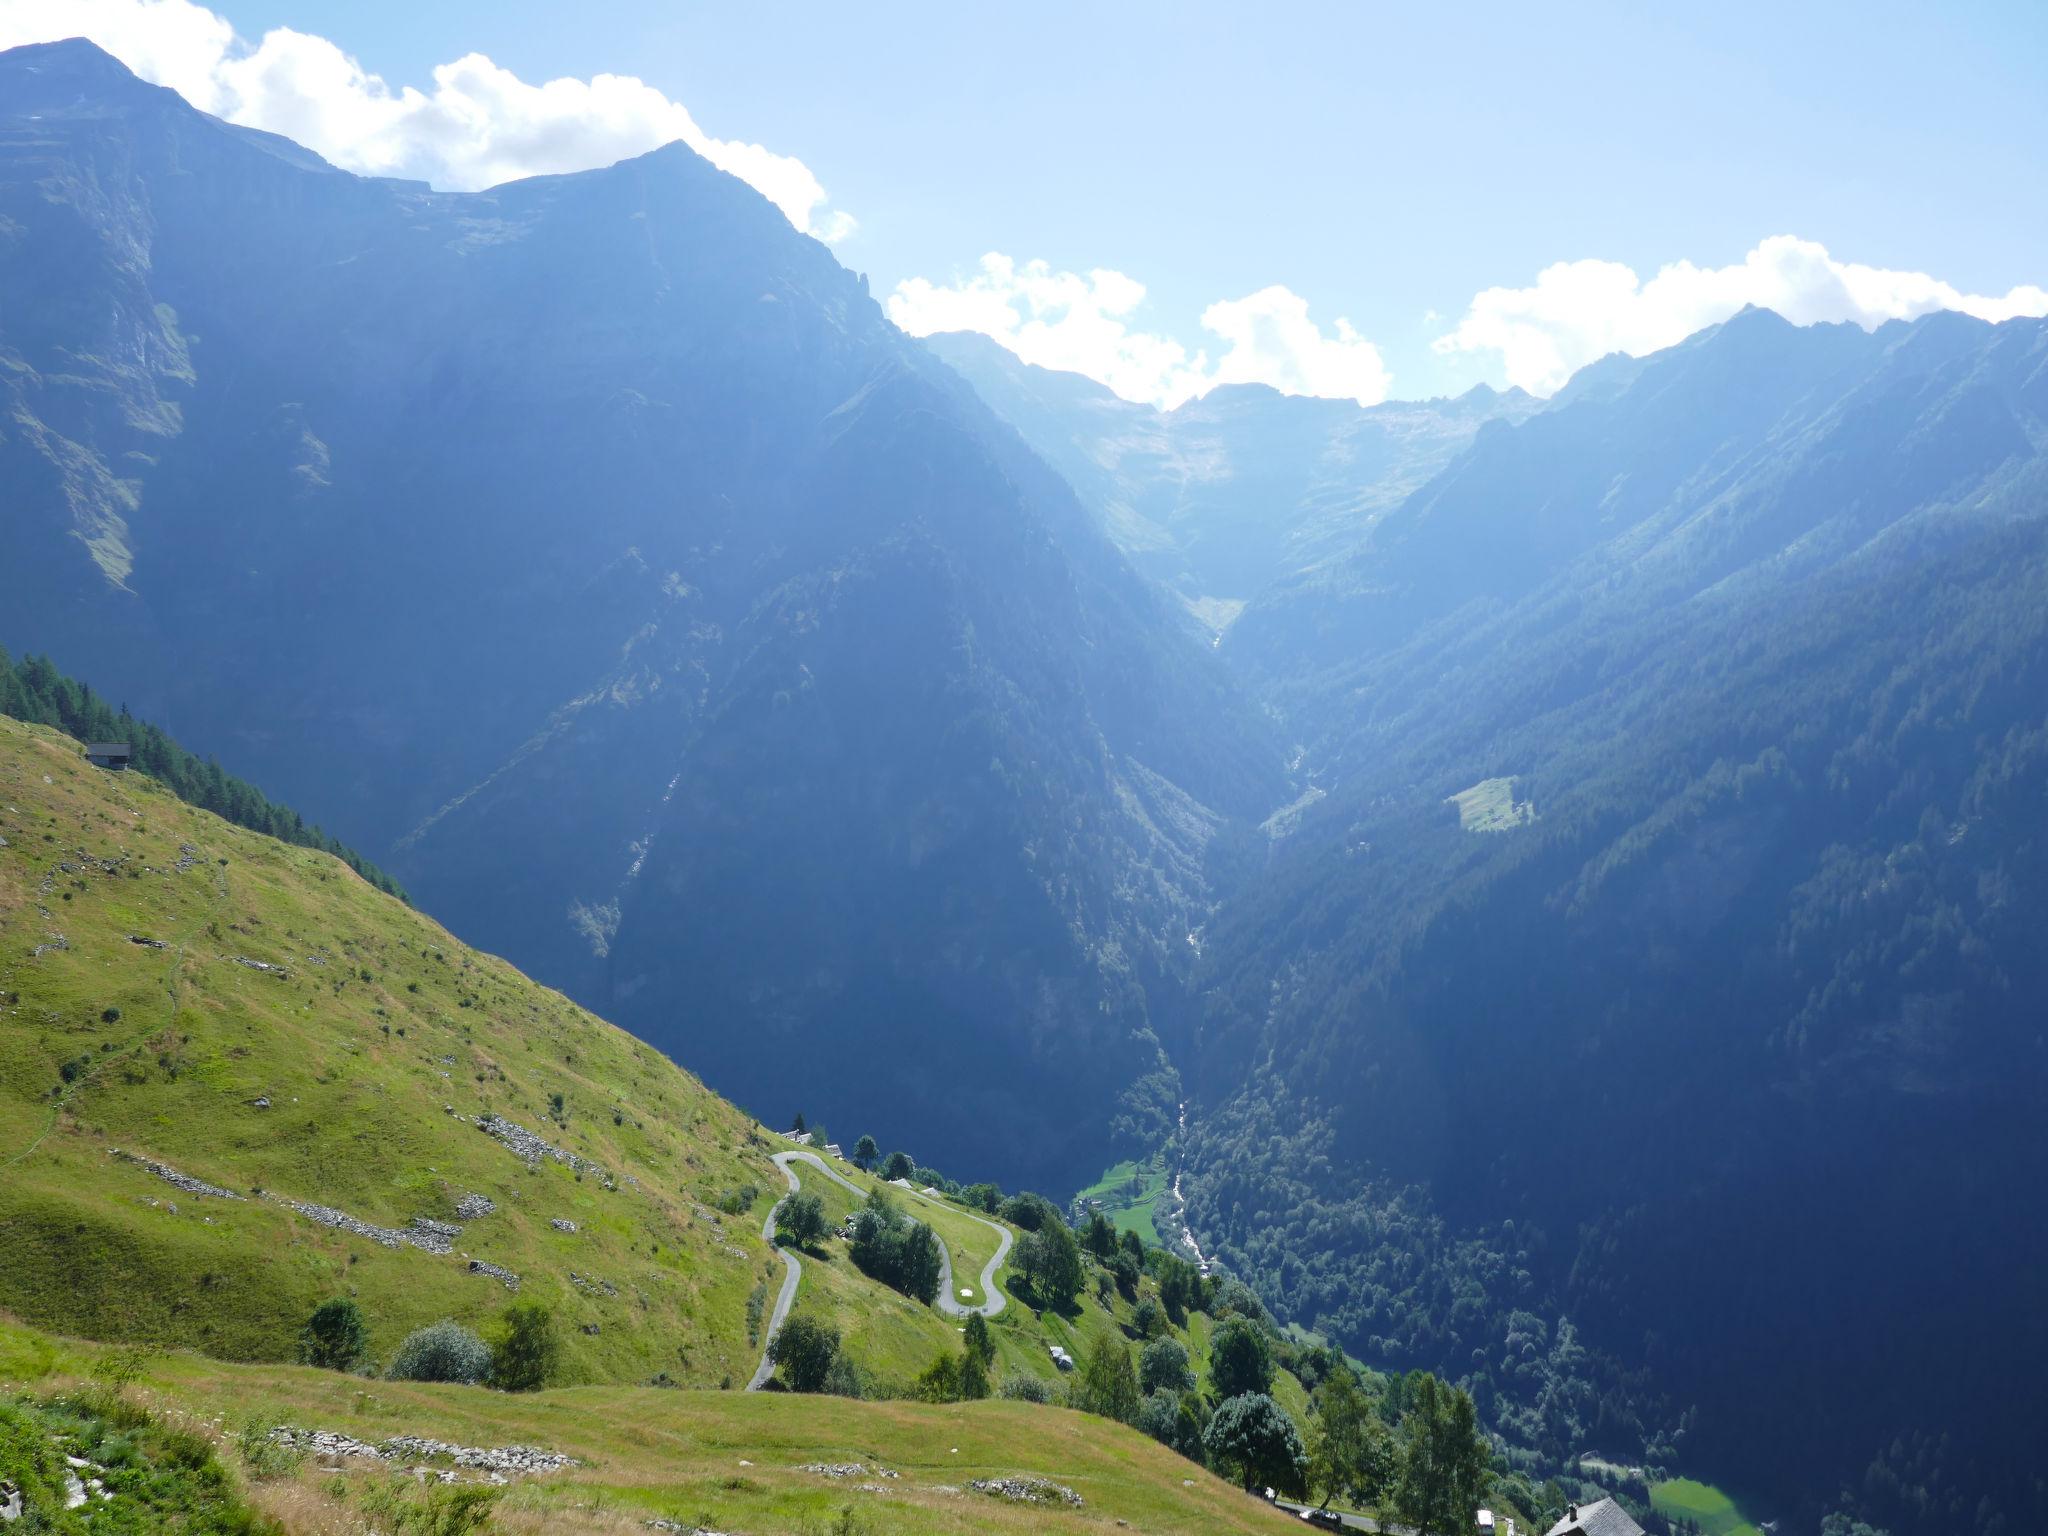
[6,36,2046,1536]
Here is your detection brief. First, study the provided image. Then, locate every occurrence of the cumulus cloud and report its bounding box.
[0,0,854,238]
[888,253,1390,409]
[1436,235,2048,394]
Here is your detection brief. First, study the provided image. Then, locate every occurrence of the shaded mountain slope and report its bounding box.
[1179,308,2048,1533]
[0,38,1283,1192]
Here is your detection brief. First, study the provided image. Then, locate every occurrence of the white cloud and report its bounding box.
[887,253,1390,409]
[1436,235,2048,394]
[0,0,854,239]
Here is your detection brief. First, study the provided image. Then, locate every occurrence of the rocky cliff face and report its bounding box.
[0,39,1281,1190]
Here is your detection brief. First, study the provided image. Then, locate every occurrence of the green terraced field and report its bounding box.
[1652,1477,1763,1536]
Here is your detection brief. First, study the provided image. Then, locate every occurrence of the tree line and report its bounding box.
[0,648,406,899]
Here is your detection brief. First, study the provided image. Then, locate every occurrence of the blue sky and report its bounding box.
[14,0,2048,402]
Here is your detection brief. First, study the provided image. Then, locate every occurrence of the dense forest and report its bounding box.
[1173,310,2048,1536]
[0,648,406,898]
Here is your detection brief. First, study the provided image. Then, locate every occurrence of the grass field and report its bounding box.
[1652,1477,1763,1536]
[0,1318,1309,1535]
[0,717,795,1389]
[1446,776,1536,832]
[1076,1157,1168,1245]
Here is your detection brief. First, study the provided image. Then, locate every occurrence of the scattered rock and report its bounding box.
[800,1463,897,1481]
[454,1193,496,1220]
[567,1271,618,1298]
[249,1096,271,1109]
[269,1428,571,1475]
[971,1476,1083,1507]
[580,1323,600,1336]
[232,956,289,977]
[113,1150,242,1201]
[128,934,167,949]
[409,1217,462,1249]
[550,1218,579,1233]
[469,1113,614,1185]
[468,1259,520,1290]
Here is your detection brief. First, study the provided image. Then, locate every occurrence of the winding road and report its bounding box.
[745,1147,1014,1391]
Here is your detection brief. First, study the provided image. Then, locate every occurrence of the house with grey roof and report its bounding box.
[1544,1499,1645,1536]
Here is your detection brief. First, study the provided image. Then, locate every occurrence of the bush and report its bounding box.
[823,1353,868,1399]
[387,1321,491,1385]
[1139,1336,1193,1396]
[768,1315,839,1393]
[1014,1219,1085,1310]
[299,1297,370,1372]
[714,1184,759,1216]
[1209,1315,1275,1400]
[1000,1372,1054,1404]
[489,1303,559,1391]
[237,1414,308,1480]
[1138,1388,1209,1461]
[1000,1192,1061,1231]
[913,1349,964,1403]
[777,1190,828,1248]
[1074,1331,1141,1424]
[847,1192,941,1304]
[1204,1392,1307,1495]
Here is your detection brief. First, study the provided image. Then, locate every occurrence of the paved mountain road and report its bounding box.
[745,1148,1014,1390]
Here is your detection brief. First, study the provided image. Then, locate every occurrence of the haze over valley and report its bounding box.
[1,7,2044,1534]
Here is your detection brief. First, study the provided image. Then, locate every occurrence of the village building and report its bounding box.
[85,742,131,770]
[1544,1498,1645,1536]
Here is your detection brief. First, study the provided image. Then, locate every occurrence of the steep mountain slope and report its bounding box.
[0,714,1313,1532]
[1179,309,2048,1533]
[0,713,782,1386]
[924,329,1539,632]
[0,39,1282,1193]
[0,672,1230,1410]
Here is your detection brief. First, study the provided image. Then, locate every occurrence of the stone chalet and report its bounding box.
[1545,1499,1645,1536]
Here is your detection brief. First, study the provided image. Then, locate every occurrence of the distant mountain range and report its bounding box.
[925,329,1540,636]
[6,35,2047,1536]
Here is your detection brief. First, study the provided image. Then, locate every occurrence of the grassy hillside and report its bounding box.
[0,714,1315,1531]
[0,713,787,1387]
[0,1320,1306,1534]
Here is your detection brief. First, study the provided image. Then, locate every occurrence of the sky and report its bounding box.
[7,0,2047,406]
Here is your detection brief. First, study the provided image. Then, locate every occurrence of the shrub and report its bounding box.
[488,1302,559,1392]
[387,1321,491,1385]
[912,1349,963,1403]
[1074,1331,1141,1424]
[299,1297,370,1372]
[823,1353,868,1399]
[1204,1392,1307,1495]
[1139,1336,1193,1396]
[999,1372,1053,1404]
[847,1192,941,1304]
[777,1190,828,1248]
[767,1315,839,1393]
[1209,1315,1275,1400]
[237,1414,308,1480]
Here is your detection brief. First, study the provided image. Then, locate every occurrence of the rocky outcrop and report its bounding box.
[972,1476,1083,1507]
[269,1427,571,1475]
